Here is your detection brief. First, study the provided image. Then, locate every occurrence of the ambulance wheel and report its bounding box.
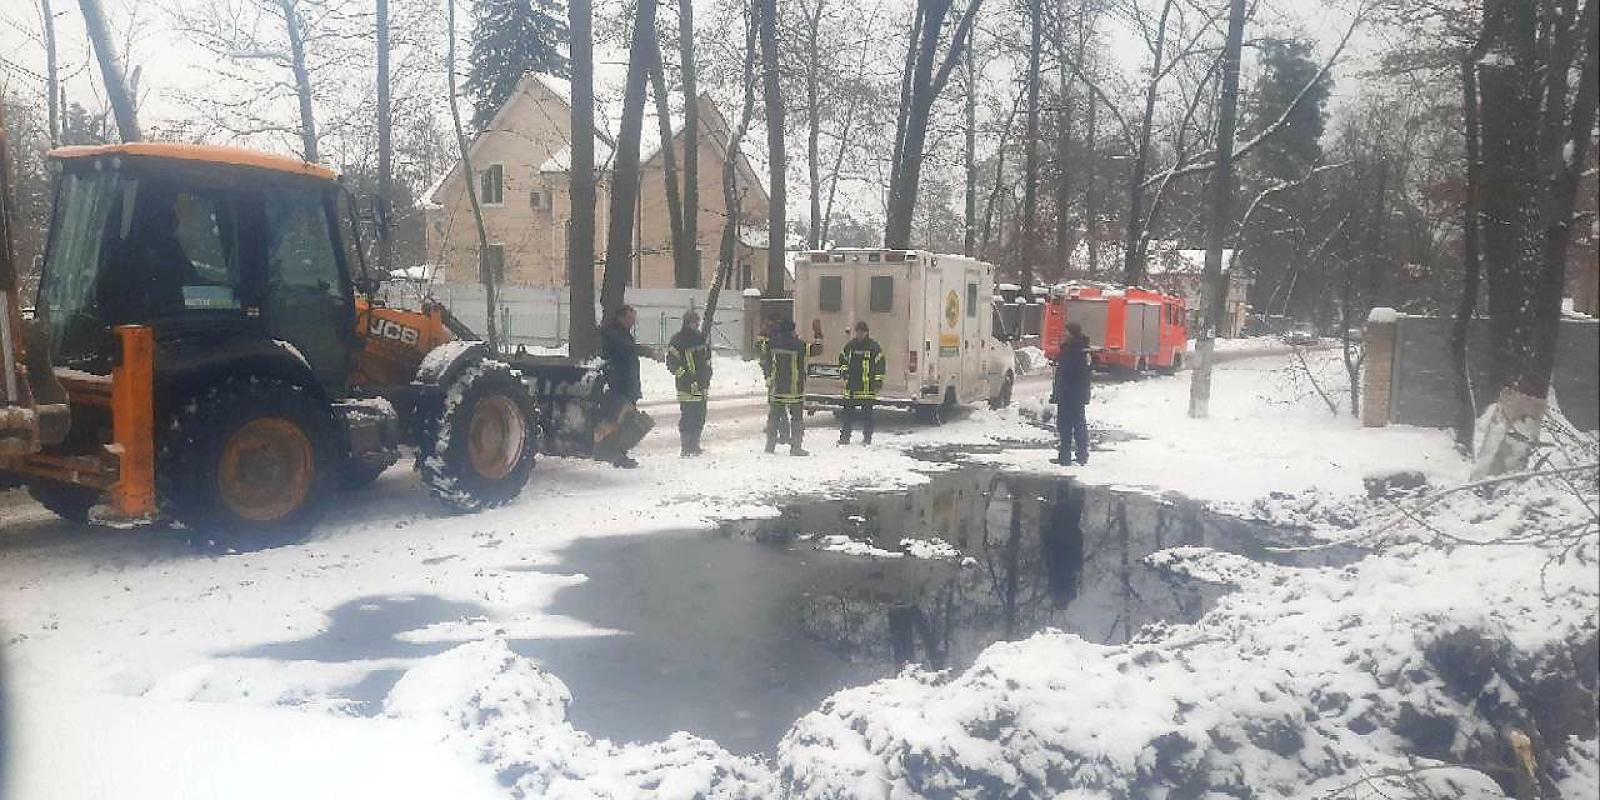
[420,359,537,512]
[989,372,1015,410]
[28,481,99,524]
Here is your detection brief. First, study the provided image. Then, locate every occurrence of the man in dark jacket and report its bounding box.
[837,320,886,445]
[761,319,822,456]
[600,305,644,468]
[1050,322,1092,466]
[666,310,713,456]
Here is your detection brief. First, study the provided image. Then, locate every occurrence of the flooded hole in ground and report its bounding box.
[511,465,1346,756]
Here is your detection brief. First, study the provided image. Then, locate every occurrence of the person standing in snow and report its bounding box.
[837,320,886,445]
[755,313,789,445]
[666,310,712,457]
[600,305,645,468]
[1050,322,1092,466]
[762,318,822,456]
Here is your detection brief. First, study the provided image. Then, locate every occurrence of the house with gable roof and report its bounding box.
[423,75,777,293]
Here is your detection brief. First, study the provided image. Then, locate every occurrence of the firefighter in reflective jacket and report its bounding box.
[761,318,822,456]
[754,314,788,444]
[666,310,713,457]
[837,320,886,445]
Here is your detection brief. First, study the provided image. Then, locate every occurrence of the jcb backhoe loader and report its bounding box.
[0,135,605,534]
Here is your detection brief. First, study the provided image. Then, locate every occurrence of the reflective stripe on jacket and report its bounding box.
[667,328,712,402]
[762,332,821,404]
[838,337,886,400]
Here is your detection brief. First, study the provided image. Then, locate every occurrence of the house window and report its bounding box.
[966,282,978,317]
[485,243,505,283]
[480,164,504,206]
[819,276,843,312]
[869,276,894,313]
[529,189,548,211]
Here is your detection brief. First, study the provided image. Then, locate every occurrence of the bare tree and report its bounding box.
[77,0,140,141]
[445,0,497,351]
[601,0,661,318]
[1472,0,1598,474]
[375,0,392,275]
[279,0,318,160]
[757,0,785,291]
[41,0,60,147]
[701,0,758,338]
[1450,53,1483,452]
[883,0,983,248]
[678,0,700,280]
[648,37,694,288]
[1186,0,1246,419]
[567,0,598,357]
[1019,0,1042,293]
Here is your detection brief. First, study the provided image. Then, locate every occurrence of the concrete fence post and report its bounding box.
[1362,308,1399,427]
[742,290,763,360]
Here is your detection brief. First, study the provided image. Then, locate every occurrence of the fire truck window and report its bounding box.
[966,283,978,317]
[819,276,842,311]
[869,276,893,312]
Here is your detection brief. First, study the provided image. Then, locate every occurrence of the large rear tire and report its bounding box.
[159,376,334,535]
[420,359,537,512]
[27,481,99,524]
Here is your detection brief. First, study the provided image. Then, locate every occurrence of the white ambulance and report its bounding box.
[794,249,1016,420]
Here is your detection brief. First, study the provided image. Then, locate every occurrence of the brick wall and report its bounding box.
[1361,313,1397,427]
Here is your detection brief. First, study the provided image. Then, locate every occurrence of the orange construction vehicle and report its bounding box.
[1041,284,1188,374]
[0,136,606,535]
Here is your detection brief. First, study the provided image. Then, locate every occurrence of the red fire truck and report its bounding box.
[1041,284,1188,373]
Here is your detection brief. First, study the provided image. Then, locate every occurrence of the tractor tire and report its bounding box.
[420,359,537,512]
[27,481,99,524]
[159,376,334,535]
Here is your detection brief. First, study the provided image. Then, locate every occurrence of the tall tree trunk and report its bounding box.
[1053,63,1073,276]
[567,0,598,357]
[41,0,60,147]
[1473,0,1598,474]
[77,0,140,141]
[1020,0,1041,294]
[805,3,824,250]
[884,0,981,248]
[1123,0,1172,286]
[701,3,758,338]
[648,38,693,288]
[757,0,786,292]
[601,0,659,318]
[445,0,497,352]
[1083,95,1098,277]
[279,0,318,162]
[1451,58,1483,453]
[964,42,977,257]
[1186,0,1247,419]
[678,0,699,278]
[376,0,392,276]
[887,7,922,228]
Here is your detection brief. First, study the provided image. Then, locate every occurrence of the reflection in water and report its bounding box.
[746,468,1322,675]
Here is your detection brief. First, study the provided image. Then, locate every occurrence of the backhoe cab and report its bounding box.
[10,142,540,533]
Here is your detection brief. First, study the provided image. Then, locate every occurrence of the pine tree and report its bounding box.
[466,0,572,131]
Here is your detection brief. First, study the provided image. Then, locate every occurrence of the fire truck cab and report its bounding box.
[1042,284,1188,374]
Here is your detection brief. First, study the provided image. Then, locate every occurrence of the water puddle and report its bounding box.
[233,465,1344,756]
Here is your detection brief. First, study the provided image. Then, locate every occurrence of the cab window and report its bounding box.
[263,188,342,298]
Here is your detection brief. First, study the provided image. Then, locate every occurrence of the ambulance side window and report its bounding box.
[819,276,842,311]
[869,276,893,312]
[966,283,978,317]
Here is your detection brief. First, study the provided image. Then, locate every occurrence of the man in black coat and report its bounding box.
[600,305,644,468]
[1050,322,1092,466]
[666,310,712,456]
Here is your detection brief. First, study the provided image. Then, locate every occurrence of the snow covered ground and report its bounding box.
[1,349,1593,799]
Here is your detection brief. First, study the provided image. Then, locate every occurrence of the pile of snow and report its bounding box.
[385,639,773,798]
[779,469,1599,798]
[1013,345,1051,376]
